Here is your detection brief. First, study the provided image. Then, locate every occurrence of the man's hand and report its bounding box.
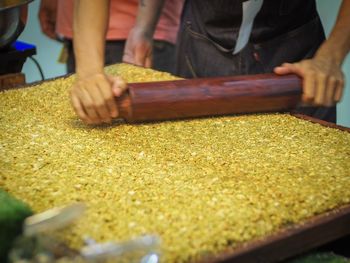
[38,0,58,39]
[122,0,167,67]
[274,56,344,107]
[123,27,153,68]
[72,1,124,125]
[275,0,350,107]
[70,73,127,125]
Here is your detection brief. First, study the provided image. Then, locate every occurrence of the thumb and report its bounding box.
[134,42,153,67]
[134,46,147,66]
[145,54,152,68]
[108,76,128,97]
[274,63,301,76]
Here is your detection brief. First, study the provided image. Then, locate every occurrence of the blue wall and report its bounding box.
[19,1,66,81]
[19,0,349,127]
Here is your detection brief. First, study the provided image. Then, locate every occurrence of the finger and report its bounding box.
[302,73,316,104]
[275,63,315,104]
[79,88,101,124]
[144,48,153,68]
[334,78,344,102]
[96,78,117,120]
[325,77,337,106]
[314,74,327,106]
[90,83,112,123]
[134,48,146,67]
[134,44,151,67]
[122,51,134,64]
[274,64,293,75]
[274,63,303,76]
[70,92,92,124]
[110,77,128,97]
[145,55,152,68]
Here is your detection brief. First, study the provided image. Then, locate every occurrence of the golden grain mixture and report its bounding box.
[1,64,350,262]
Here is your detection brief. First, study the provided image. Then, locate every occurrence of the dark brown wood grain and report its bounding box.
[117,74,302,122]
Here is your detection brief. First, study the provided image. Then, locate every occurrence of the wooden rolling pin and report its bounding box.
[116,73,302,122]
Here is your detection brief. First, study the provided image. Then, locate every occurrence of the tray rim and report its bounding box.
[199,204,350,263]
[291,113,350,132]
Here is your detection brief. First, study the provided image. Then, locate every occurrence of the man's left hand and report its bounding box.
[274,56,344,107]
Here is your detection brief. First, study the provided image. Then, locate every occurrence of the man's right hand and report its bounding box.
[123,27,153,68]
[38,0,57,39]
[70,73,127,125]
[123,0,166,67]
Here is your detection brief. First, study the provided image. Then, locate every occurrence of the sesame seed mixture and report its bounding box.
[1,64,350,262]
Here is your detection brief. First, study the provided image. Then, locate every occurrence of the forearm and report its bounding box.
[274,1,350,107]
[316,0,350,66]
[38,0,58,39]
[40,0,57,8]
[135,0,166,37]
[73,0,109,78]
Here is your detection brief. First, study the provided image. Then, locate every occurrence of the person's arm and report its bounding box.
[71,0,126,125]
[274,0,350,107]
[123,0,166,67]
[38,0,58,39]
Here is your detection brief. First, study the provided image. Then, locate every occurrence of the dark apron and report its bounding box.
[175,0,336,123]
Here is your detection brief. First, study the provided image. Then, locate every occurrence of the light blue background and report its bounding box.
[19,0,349,127]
